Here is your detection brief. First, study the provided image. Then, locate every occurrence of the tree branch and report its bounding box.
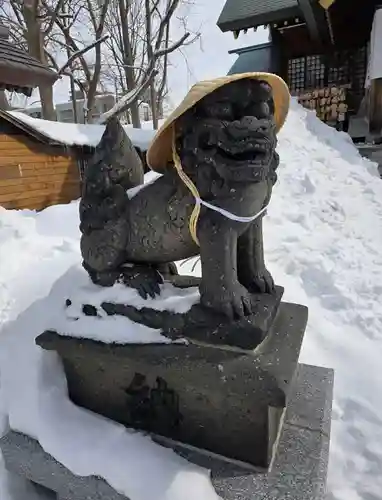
[86,0,97,31]
[154,32,190,58]
[85,0,111,122]
[57,33,109,75]
[154,0,180,52]
[99,0,194,125]
[44,47,59,71]
[43,0,65,36]
[58,23,92,81]
[97,0,111,35]
[9,1,26,27]
[98,67,158,123]
[156,20,170,111]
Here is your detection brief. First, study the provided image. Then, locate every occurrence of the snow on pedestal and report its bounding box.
[46,264,199,345]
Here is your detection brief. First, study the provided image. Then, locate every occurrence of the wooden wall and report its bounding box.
[0,131,81,211]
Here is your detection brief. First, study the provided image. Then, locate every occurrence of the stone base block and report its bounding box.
[0,363,334,500]
[36,302,308,468]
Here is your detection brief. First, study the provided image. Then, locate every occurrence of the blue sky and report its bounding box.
[28,0,269,108]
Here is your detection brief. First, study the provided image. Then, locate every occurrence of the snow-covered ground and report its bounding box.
[0,100,382,500]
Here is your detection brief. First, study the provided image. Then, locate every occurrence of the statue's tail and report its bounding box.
[81,117,144,199]
[79,117,141,241]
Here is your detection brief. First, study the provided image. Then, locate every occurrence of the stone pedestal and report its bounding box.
[36,302,307,469]
[0,364,334,500]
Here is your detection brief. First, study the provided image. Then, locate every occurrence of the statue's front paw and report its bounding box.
[200,281,252,319]
[243,268,275,294]
[121,265,163,300]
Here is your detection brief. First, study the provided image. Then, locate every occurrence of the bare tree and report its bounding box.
[102,0,145,127]
[100,0,198,126]
[144,0,157,127]
[0,0,64,119]
[44,0,111,123]
[0,0,110,122]
[155,21,170,121]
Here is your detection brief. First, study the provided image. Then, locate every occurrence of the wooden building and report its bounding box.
[0,111,84,210]
[218,0,380,136]
[0,111,154,211]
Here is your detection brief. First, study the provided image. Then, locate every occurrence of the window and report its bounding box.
[59,109,74,123]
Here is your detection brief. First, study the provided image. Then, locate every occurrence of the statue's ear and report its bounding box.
[256,80,273,95]
[251,80,274,107]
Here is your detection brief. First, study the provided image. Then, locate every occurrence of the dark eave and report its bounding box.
[0,84,34,97]
[217,0,300,33]
[228,43,273,56]
[0,28,58,94]
[227,43,276,75]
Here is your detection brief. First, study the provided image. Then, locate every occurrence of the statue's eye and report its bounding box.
[199,130,214,148]
[244,100,273,119]
[256,102,270,118]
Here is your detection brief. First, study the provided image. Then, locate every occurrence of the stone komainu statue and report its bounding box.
[79,73,290,319]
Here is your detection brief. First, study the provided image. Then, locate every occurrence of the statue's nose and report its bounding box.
[241,116,261,129]
[227,117,268,139]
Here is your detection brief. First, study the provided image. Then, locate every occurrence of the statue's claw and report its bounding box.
[200,281,253,320]
[243,268,275,294]
[121,265,164,300]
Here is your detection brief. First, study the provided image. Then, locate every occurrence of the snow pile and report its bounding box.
[0,204,217,500]
[47,263,198,344]
[0,99,382,500]
[9,111,157,151]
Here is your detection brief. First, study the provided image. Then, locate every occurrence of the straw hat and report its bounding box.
[147,72,290,172]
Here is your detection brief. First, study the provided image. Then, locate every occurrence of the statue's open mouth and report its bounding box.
[199,123,274,165]
[217,148,265,163]
[188,112,274,150]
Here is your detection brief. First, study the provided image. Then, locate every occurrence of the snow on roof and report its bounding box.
[8,111,156,151]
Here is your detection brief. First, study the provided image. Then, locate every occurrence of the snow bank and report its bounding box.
[0,299,216,500]
[0,203,217,500]
[9,111,156,151]
[0,99,382,500]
